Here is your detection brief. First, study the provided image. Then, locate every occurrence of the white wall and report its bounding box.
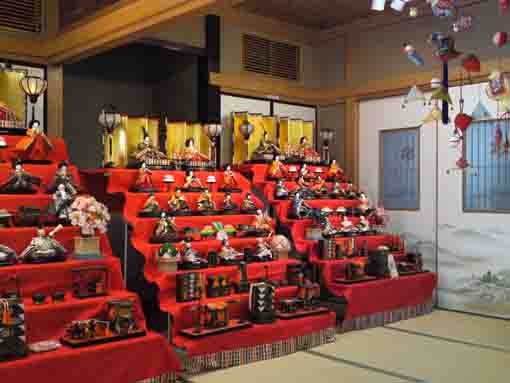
[220,94,270,165]
[360,82,510,318]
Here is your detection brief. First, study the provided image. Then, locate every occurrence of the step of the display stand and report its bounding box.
[24,290,142,344]
[0,331,179,383]
[145,258,301,301]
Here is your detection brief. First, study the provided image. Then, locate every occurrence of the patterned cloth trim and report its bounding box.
[182,327,336,375]
[339,301,434,333]
[136,372,178,383]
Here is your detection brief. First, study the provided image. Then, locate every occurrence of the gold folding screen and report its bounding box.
[278,117,315,150]
[0,71,26,127]
[166,121,210,157]
[232,112,277,164]
[108,115,159,167]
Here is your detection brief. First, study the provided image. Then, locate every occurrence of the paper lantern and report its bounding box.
[239,120,255,141]
[493,32,508,47]
[454,113,473,133]
[462,54,481,73]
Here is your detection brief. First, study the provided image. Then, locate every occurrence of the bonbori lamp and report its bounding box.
[19,75,47,126]
[98,105,122,168]
[239,119,254,162]
[202,123,223,167]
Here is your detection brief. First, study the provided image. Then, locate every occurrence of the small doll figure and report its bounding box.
[253,238,273,262]
[241,192,257,213]
[219,239,243,264]
[151,212,178,243]
[197,189,216,213]
[267,155,287,179]
[131,162,157,193]
[311,175,328,196]
[14,119,54,162]
[274,179,289,200]
[0,159,41,194]
[220,165,240,192]
[19,225,66,263]
[49,184,74,222]
[139,192,161,217]
[357,215,371,235]
[223,192,238,212]
[181,241,208,269]
[47,161,80,195]
[183,170,205,191]
[252,209,273,235]
[167,188,190,213]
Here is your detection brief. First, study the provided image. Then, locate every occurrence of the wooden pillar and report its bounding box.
[46,65,64,138]
[344,98,359,186]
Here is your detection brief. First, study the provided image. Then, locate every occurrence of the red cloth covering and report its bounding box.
[0,162,81,197]
[124,191,264,225]
[0,135,70,163]
[0,331,180,383]
[79,169,125,213]
[106,169,252,195]
[0,226,123,299]
[327,272,437,320]
[174,311,336,357]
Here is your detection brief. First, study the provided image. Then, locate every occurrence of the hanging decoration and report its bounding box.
[486,71,510,103]
[462,54,481,78]
[428,32,461,62]
[403,43,425,66]
[429,0,457,18]
[430,86,453,105]
[471,101,492,120]
[499,0,509,15]
[402,85,426,108]
[492,32,508,47]
[423,104,442,124]
[452,15,473,33]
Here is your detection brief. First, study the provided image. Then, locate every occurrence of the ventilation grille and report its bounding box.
[0,0,42,33]
[243,34,300,81]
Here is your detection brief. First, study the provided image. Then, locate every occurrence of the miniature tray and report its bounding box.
[333,276,378,284]
[61,329,146,348]
[276,307,329,320]
[179,320,252,338]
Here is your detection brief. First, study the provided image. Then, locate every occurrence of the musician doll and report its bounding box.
[0,159,41,194]
[130,162,158,193]
[219,165,241,192]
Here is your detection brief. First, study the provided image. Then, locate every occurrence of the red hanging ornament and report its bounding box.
[499,0,509,14]
[454,113,473,133]
[462,54,481,74]
[456,157,469,169]
[493,32,508,47]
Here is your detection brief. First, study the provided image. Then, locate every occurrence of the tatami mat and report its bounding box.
[313,326,509,383]
[385,309,510,351]
[191,351,409,383]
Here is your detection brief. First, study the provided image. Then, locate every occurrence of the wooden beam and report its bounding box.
[46,0,218,63]
[0,34,47,64]
[46,65,64,138]
[210,72,323,105]
[344,98,359,186]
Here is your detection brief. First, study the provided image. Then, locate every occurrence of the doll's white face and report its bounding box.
[58,184,66,192]
[189,171,193,176]
[144,136,150,144]
[275,155,280,161]
[226,166,231,171]
[256,209,262,215]
[161,212,166,219]
[332,160,336,165]
[37,228,45,237]
[15,164,22,171]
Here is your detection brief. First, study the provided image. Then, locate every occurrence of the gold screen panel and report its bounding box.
[125,116,159,158]
[262,116,277,142]
[233,112,248,164]
[0,71,26,126]
[303,121,314,147]
[166,121,210,157]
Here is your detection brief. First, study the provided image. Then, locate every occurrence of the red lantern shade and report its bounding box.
[462,54,481,73]
[454,113,473,133]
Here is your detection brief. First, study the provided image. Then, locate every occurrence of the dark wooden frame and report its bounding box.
[378,126,421,211]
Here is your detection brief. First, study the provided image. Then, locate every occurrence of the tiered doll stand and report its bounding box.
[0,136,180,383]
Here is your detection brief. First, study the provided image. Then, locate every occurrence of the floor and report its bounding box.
[188,310,509,383]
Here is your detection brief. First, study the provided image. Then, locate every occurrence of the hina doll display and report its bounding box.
[297,136,320,162]
[358,193,373,215]
[321,214,340,238]
[295,175,313,199]
[357,216,371,235]
[300,164,310,180]
[138,193,161,217]
[326,160,345,181]
[182,138,209,161]
[274,180,289,200]
[219,166,241,192]
[47,161,80,195]
[251,209,273,235]
[14,120,53,163]
[151,213,178,243]
[0,160,41,194]
[266,156,287,180]
[180,241,208,269]
[340,216,355,236]
[0,244,17,266]
[130,129,167,164]
[222,192,239,213]
[130,162,158,193]
[344,182,358,199]
[182,170,205,192]
[330,181,343,199]
[19,225,66,263]
[290,191,312,219]
[311,175,328,197]
[241,192,257,213]
[252,238,273,262]
[48,184,74,223]
[252,131,281,160]
[167,188,190,214]
[219,239,244,265]
[197,189,216,213]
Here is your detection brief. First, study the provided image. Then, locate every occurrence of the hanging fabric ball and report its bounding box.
[456,157,469,169]
[454,113,473,133]
[462,54,481,73]
[499,0,509,15]
[493,32,508,47]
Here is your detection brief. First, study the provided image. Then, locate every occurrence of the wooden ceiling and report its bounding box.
[236,0,377,30]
